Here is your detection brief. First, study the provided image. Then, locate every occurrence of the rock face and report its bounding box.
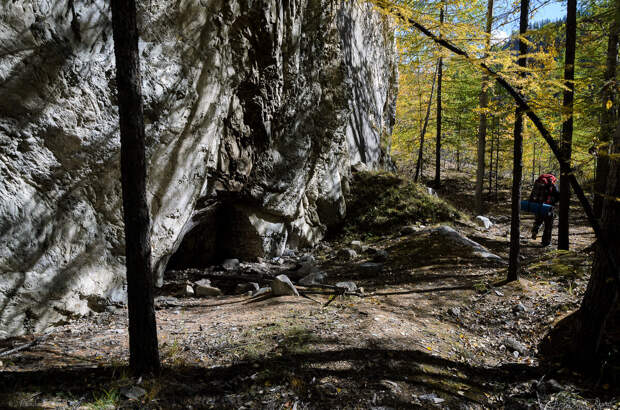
[0,0,397,336]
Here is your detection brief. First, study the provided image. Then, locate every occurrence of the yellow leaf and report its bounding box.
[606,100,613,110]
[337,388,342,393]
[426,346,432,351]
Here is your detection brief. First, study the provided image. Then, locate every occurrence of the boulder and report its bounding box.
[350,240,366,253]
[221,259,240,271]
[271,274,299,297]
[299,271,327,286]
[335,281,358,292]
[337,248,358,261]
[194,279,222,297]
[475,216,493,230]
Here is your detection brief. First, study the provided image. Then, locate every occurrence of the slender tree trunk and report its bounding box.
[415,64,438,182]
[434,4,444,187]
[475,0,494,214]
[558,0,577,250]
[111,0,160,376]
[594,17,619,218]
[495,131,499,201]
[508,0,529,281]
[489,116,495,195]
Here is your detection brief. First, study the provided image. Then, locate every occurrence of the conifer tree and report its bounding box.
[111,0,161,376]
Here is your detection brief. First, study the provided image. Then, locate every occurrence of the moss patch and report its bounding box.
[338,171,461,238]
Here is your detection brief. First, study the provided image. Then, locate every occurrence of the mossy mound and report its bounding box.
[338,171,461,238]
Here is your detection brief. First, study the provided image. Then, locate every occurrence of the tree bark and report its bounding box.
[434,4,444,187]
[508,0,529,281]
[594,18,619,218]
[574,117,620,369]
[111,0,160,376]
[415,64,438,182]
[475,0,494,214]
[558,0,577,250]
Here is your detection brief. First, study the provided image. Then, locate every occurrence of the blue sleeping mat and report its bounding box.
[520,200,553,216]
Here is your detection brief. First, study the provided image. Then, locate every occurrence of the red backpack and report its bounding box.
[530,174,557,204]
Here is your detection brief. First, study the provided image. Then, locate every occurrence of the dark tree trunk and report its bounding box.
[594,18,619,218]
[415,64,438,182]
[434,4,444,187]
[508,0,529,281]
[475,0,494,214]
[558,0,577,250]
[111,0,160,376]
[574,118,620,369]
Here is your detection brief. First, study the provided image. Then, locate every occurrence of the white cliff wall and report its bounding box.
[0,0,397,337]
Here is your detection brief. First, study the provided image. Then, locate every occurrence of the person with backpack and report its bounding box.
[529,173,560,246]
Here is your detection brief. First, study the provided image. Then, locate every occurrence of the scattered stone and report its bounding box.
[503,337,528,355]
[252,287,272,297]
[448,307,461,317]
[271,274,299,296]
[299,254,315,264]
[426,187,438,197]
[283,248,296,257]
[184,284,195,297]
[120,386,147,400]
[380,379,401,393]
[400,225,418,235]
[350,240,367,253]
[194,279,223,297]
[337,248,357,261]
[372,249,388,262]
[475,215,493,230]
[235,282,260,294]
[513,350,519,358]
[335,281,358,292]
[221,258,240,271]
[299,271,327,286]
[419,393,444,404]
[512,302,527,313]
[352,162,369,173]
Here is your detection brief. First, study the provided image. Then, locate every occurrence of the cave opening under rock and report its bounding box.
[165,202,270,271]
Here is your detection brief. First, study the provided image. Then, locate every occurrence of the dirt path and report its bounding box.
[0,174,616,409]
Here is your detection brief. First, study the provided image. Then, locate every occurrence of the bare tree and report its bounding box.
[507,0,529,282]
[414,64,438,182]
[475,0,494,214]
[594,14,619,218]
[558,0,577,250]
[111,0,160,375]
[434,3,444,187]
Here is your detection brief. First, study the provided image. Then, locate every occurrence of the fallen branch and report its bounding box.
[0,334,50,357]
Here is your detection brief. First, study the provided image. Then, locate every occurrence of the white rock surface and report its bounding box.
[271,274,299,297]
[0,0,397,336]
[475,216,493,230]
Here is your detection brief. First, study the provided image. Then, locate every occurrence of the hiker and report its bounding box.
[529,173,560,246]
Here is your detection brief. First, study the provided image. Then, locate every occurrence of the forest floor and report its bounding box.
[0,170,618,409]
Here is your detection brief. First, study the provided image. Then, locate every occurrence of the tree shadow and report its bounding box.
[0,333,550,409]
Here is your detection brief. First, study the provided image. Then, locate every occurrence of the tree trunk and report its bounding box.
[475,0,494,214]
[415,64,438,182]
[508,0,529,281]
[558,0,577,250]
[574,117,620,369]
[111,0,160,376]
[594,18,619,218]
[434,4,444,187]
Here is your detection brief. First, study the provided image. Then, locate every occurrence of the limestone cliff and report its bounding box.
[0,0,397,337]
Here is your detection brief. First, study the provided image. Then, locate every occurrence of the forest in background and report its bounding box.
[390,0,612,195]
